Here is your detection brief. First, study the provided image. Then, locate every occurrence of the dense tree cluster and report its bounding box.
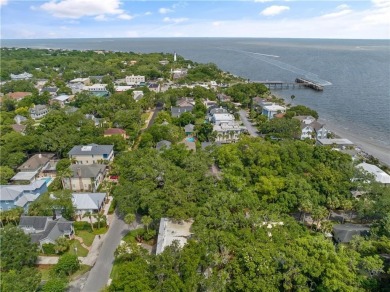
[112,137,389,290]
[224,83,268,107]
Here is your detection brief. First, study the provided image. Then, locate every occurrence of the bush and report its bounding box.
[73,221,92,232]
[54,254,80,276]
[42,276,68,292]
[42,243,56,255]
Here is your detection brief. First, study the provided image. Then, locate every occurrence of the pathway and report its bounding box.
[239,109,259,137]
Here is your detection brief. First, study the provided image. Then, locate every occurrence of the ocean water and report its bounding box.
[2,38,390,148]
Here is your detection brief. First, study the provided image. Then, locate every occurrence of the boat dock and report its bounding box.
[254,78,324,91]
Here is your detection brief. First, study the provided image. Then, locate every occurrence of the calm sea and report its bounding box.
[2,38,390,147]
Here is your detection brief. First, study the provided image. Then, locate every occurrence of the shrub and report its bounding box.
[73,221,92,232]
[42,243,56,255]
[54,254,80,276]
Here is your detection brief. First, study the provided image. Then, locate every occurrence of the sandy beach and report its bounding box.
[319,119,390,167]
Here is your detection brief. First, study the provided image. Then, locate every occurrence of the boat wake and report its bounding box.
[218,47,332,86]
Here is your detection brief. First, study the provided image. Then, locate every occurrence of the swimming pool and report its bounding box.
[186,137,196,142]
[39,177,53,186]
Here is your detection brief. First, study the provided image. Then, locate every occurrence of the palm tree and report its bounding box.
[83,211,94,231]
[59,167,73,191]
[290,95,295,102]
[93,213,106,229]
[141,215,153,233]
[124,213,136,229]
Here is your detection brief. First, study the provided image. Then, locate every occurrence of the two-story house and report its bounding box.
[68,144,114,165]
[262,104,286,120]
[0,180,48,211]
[30,105,49,120]
[62,164,107,192]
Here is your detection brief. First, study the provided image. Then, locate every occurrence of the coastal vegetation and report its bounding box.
[0,48,389,291]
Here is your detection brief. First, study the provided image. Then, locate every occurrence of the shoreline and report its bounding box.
[273,92,390,167]
[319,120,390,167]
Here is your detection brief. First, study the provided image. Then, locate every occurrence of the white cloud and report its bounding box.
[144,11,152,16]
[94,15,108,21]
[163,17,188,24]
[321,9,352,19]
[118,13,133,20]
[0,0,8,6]
[254,0,274,2]
[159,7,173,14]
[260,5,289,16]
[212,21,222,27]
[336,4,350,10]
[40,0,125,19]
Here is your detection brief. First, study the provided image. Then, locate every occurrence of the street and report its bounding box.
[239,109,259,137]
[79,211,128,292]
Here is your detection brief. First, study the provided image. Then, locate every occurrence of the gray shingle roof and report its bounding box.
[17,153,55,172]
[19,216,49,230]
[184,124,195,133]
[72,193,106,210]
[156,140,172,150]
[171,106,193,118]
[333,223,370,243]
[70,164,106,178]
[68,144,113,156]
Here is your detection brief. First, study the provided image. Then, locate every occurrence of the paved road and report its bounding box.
[239,109,259,137]
[81,212,128,292]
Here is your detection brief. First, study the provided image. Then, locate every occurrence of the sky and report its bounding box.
[1,0,389,39]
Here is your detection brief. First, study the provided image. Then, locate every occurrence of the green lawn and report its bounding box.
[66,239,89,257]
[75,230,96,247]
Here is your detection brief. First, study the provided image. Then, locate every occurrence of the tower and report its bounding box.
[174,52,177,62]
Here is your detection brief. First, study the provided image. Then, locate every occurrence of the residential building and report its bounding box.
[356,162,390,184]
[262,104,286,119]
[156,140,172,150]
[17,153,55,174]
[85,114,103,127]
[41,160,58,178]
[125,75,145,85]
[51,95,72,107]
[184,124,195,136]
[133,90,144,101]
[333,224,370,243]
[156,218,193,254]
[0,180,48,211]
[103,128,127,139]
[295,119,329,140]
[211,113,235,124]
[72,192,106,216]
[171,106,193,118]
[83,84,108,92]
[114,85,133,93]
[68,82,85,94]
[30,105,49,119]
[11,124,26,134]
[293,115,316,125]
[316,138,354,149]
[6,91,32,102]
[69,77,90,85]
[41,87,59,97]
[171,68,187,79]
[159,60,169,65]
[217,93,231,102]
[210,111,246,143]
[68,144,114,165]
[148,83,160,93]
[19,216,74,247]
[62,164,107,192]
[14,114,27,125]
[176,98,195,107]
[10,72,33,80]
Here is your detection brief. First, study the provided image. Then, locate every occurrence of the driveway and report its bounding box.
[78,211,129,292]
[239,109,259,137]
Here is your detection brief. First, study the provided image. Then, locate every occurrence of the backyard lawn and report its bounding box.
[66,239,89,257]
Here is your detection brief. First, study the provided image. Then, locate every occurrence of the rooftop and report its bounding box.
[72,193,106,210]
[68,144,113,156]
[156,218,193,254]
[357,162,390,184]
[317,138,354,146]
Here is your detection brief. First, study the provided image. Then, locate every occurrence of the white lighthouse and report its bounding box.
[174,52,177,62]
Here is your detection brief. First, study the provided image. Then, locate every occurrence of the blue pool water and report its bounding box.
[39,177,53,186]
[186,137,195,142]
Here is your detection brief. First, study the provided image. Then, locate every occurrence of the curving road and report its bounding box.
[81,212,128,292]
[239,109,259,137]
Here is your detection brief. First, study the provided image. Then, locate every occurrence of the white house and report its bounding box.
[10,72,33,80]
[83,84,107,92]
[114,86,133,92]
[133,90,144,101]
[262,104,286,119]
[156,218,193,255]
[63,164,107,192]
[72,192,106,216]
[357,163,390,184]
[52,95,71,107]
[30,105,49,120]
[125,75,145,85]
[210,111,246,143]
[68,144,114,165]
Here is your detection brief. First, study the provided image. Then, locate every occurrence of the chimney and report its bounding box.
[52,208,56,220]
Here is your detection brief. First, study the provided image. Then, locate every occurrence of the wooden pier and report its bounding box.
[254,78,324,91]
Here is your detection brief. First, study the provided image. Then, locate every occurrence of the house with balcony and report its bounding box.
[125,75,145,85]
[68,144,114,165]
[10,72,33,80]
[72,192,106,216]
[62,164,107,192]
[30,105,49,120]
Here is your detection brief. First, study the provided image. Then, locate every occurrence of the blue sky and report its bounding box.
[1,0,389,39]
